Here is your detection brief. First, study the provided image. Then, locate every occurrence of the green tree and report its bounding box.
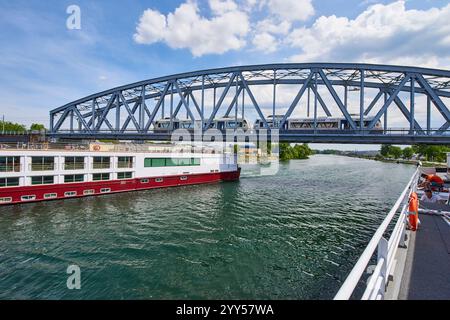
[280,143,313,161]
[380,144,391,157]
[30,123,46,131]
[412,144,450,162]
[402,147,413,160]
[0,120,26,132]
[390,146,402,159]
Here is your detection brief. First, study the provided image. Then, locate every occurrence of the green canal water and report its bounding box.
[0,155,415,299]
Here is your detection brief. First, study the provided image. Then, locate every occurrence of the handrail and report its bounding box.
[334,167,420,300]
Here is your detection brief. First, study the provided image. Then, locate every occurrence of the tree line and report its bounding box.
[380,144,450,162]
[279,143,314,161]
[0,121,46,132]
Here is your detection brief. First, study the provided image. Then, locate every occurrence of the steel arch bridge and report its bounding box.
[49,63,450,144]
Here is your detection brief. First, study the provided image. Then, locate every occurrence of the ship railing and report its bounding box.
[0,142,224,154]
[29,163,56,171]
[64,163,85,170]
[334,167,420,300]
[117,161,135,169]
[0,165,22,172]
[91,163,111,170]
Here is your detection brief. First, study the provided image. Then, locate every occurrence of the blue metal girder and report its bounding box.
[48,63,450,140]
[172,92,189,118]
[239,73,269,129]
[363,90,384,116]
[50,131,450,145]
[119,93,140,133]
[310,84,332,117]
[144,81,172,131]
[173,81,195,122]
[49,62,450,115]
[279,71,314,129]
[188,91,202,116]
[204,73,237,130]
[71,77,450,122]
[224,86,244,117]
[367,75,412,130]
[318,69,357,129]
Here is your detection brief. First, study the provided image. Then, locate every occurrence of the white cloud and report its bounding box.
[252,32,278,53]
[133,0,249,57]
[133,9,167,44]
[255,19,291,35]
[286,1,450,69]
[266,0,315,22]
[209,0,238,15]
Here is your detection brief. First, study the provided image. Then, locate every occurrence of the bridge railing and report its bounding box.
[334,167,420,300]
[45,128,450,136]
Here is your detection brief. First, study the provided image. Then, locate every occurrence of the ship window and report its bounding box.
[0,156,20,172]
[144,158,165,167]
[117,172,133,179]
[64,191,77,197]
[117,157,133,168]
[155,178,163,183]
[31,157,54,171]
[140,178,149,184]
[92,173,110,181]
[180,176,188,181]
[83,189,95,195]
[21,195,36,201]
[31,176,54,185]
[100,188,111,193]
[92,157,110,169]
[0,197,12,203]
[0,177,19,187]
[144,158,201,167]
[64,157,84,170]
[44,193,57,199]
[64,174,84,183]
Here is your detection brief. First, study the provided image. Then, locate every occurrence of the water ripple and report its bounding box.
[0,155,414,299]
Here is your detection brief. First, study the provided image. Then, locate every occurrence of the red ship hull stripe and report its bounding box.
[0,170,240,205]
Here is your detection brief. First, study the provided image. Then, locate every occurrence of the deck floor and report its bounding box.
[399,211,450,300]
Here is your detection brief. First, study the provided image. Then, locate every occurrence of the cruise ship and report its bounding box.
[0,143,240,205]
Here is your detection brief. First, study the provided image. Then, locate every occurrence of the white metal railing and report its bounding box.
[334,167,420,300]
[0,142,224,154]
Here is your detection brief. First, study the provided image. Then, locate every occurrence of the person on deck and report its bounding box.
[418,173,444,190]
[420,189,443,204]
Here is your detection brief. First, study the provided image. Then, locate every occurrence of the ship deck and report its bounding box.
[398,206,450,300]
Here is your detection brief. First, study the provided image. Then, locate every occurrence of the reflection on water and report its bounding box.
[0,155,414,299]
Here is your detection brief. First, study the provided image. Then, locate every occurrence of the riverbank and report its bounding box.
[342,154,446,168]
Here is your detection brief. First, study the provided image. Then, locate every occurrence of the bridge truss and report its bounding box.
[49,63,450,144]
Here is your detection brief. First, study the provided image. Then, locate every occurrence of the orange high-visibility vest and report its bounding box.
[408,192,419,231]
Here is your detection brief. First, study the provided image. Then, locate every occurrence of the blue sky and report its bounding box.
[1,0,450,150]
